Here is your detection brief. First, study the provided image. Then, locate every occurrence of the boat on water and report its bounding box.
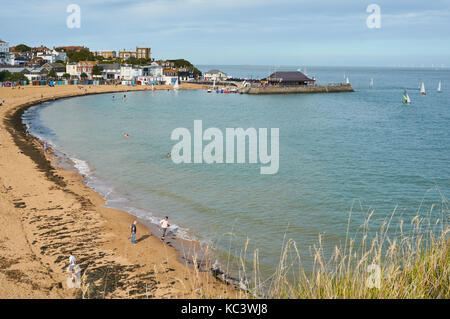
[437,81,442,93]
[207,79,216,93]
[173,79,180,90]
[370,78,374,88]
[402,89,411,104]
[420,82,426,95]
[345,77,350,84]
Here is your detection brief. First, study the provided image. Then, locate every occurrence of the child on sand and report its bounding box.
[131,220,137,244]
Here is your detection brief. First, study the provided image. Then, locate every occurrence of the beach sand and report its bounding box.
[0,84,239,298]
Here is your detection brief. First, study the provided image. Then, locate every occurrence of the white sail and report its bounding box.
[420,82,426,95]
[174,79,179,89]
[403,89,411,104]
[437,81,442,93]
[370,78,374,88]
[346,77,350,84]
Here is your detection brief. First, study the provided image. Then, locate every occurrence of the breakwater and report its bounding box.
[240,83,354,94]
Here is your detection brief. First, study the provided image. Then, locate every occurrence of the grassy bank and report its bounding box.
[230,202,449,299]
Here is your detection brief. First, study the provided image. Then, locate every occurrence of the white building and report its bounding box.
[101,64,121,80]
[36,50,67,64]
[0,40,14,65]
[204,69,229,82]
[120,65,142,80]
[66,63,78,78]
[22,67,49,81]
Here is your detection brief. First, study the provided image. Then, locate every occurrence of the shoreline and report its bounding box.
[0,84,239,298]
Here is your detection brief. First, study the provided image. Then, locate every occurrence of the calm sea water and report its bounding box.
[24,66,450,279]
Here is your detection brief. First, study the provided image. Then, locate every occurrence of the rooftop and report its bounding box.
[265,71,314,82]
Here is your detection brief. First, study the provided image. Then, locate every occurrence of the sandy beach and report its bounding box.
[0,84,238,299]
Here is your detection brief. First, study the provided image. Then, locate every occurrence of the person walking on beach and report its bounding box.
[160,216,170,240]
[43,142,48,153]
[131,220,137,244]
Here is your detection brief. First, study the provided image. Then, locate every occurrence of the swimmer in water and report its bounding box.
[124,133,131,139]
[167,153,171,158]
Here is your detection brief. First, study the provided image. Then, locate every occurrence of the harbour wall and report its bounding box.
[240,83,354,94]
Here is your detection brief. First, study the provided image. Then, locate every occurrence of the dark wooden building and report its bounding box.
[264,71,315,86]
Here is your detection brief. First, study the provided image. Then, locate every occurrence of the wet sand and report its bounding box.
[0,84,240,298]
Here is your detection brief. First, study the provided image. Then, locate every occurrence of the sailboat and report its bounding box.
[345,77,350,84]
[437,81,442,93]
[370,78,374,88]
[402,89,411,104]
[420,82,426,95]
[173,79,180,90]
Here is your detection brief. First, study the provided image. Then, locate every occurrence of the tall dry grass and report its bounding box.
[234,202,449,299]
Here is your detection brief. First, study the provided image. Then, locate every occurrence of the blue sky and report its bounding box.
[1,0,450,66]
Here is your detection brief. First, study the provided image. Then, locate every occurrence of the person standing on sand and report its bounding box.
[160,216,170,240]
[131,220,137,244]
[43,142,48,153]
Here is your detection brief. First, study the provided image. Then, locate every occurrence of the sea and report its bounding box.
[22,65,450,283]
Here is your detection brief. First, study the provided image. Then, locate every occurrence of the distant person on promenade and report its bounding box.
[131,220,137,244]
[160,216,170,240]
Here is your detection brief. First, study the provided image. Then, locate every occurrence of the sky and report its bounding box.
[1,0,450,66]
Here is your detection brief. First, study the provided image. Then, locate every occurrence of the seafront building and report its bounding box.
[100,63,121,80]
[66,61,99,80]
[22,67,50,82]
[264,71,315,86]
[204,69,229,82]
